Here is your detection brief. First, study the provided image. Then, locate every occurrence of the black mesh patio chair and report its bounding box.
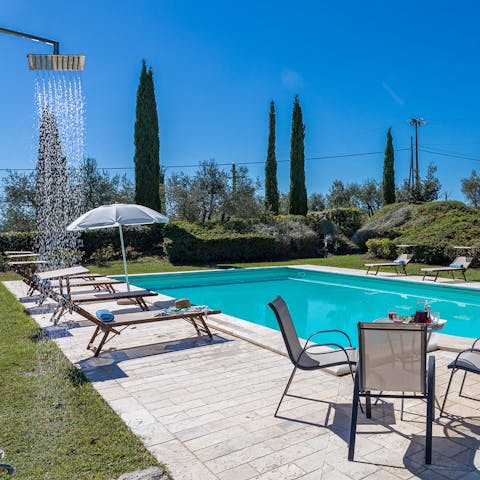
[348,322,435,464]
[440,337,480,416]
[268,295,357,417]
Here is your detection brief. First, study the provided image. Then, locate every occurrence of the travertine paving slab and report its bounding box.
[6,279,480,480]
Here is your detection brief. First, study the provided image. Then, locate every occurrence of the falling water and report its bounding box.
[35,71,85,268]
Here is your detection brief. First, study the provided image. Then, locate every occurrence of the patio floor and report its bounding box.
[6,279,480,480]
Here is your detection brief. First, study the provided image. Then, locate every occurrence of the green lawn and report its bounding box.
[0,283,164,480]
[89,254,480,282]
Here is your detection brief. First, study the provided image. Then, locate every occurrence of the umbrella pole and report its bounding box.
[118,225,130,291]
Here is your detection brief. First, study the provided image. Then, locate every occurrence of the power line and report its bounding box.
[0,147,411,173]
[420,148,480,163]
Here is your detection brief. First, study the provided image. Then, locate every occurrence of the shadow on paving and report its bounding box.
[77,333,232,381]
[277,394,480,477]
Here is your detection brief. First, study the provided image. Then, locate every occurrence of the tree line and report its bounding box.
[2,57,480,232]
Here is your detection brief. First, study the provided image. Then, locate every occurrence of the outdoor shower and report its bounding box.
[0,26,85,70]
[1,26,86,268]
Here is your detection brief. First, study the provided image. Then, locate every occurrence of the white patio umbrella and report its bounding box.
[67,204,168,290]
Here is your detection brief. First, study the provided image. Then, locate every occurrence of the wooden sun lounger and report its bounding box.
[421,256,473,282]
[52,277,122,296]
[49,288,158,324]
[4,250,34,255]
[5,253,40,259]
[24,266,103,296]
[365,253,413,276]
[8,260,49,277]
[72,304,221,357]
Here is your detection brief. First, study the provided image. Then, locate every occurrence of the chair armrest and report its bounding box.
[471,338,480,349]
[305,329,353,347]
[294,342,355,366]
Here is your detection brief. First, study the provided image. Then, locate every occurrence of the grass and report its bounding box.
[88,254,480,282]
[0,282,163,480]
[1,252,477,477]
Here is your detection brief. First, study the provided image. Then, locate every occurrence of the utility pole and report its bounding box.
[409,117,426,189]
[408,136,414,190]
[231,163,237,194]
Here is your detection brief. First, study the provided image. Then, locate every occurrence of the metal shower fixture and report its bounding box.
[0,27,85,71]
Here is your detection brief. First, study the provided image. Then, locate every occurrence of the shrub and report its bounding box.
[352,203,415,248]
[0,231,36,252]
[306,213,359,254]
[253,217,319,258]
[89,245,118,266]
[323,208,363,236]
[81,225,164,258]
[365,238,398,259]
[163,222,278,263]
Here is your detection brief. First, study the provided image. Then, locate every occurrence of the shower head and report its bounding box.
[27,54,86,71]
[1,27,86,71]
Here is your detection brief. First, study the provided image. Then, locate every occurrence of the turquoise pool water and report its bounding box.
[121,267,480,344]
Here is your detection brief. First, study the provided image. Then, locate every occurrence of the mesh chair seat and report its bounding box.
[306,346,357,369]
[448,351,480,373]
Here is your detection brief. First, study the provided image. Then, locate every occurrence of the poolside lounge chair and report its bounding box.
[364,253,414,276]
[72,303,221,356]
[268,296,357,417]
[348,322,435,464]
[23,266,103,296]
[421,256,473,282]
[8,260,49,277]
[440,337,480,416]
[5,252,40,259]
[47,286,158,324]
[4,250,35,255]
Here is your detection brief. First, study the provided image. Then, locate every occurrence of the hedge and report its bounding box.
[0,231,36,252]
[0,227,165,261]
[163,222,278,263]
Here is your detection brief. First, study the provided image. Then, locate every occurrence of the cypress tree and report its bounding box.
[382,127,396,204]
[134,60,161,211]
[264,100,279,214]
[288,95,307,215]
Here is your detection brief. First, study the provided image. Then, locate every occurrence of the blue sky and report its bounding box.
[1,1,480,200]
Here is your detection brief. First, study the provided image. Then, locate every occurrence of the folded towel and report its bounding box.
[393,260,405,265]
[96,309,114,322]
[41,279,51,287]
[450,263,463,268]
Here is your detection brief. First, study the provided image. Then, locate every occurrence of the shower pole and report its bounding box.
[0,26,59,53]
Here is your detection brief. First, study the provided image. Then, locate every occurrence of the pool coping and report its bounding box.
[137,264,478,375]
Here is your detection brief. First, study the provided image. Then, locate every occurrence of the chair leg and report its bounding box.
[348,369,361,461]
[274,365,297,417]
[401,394,405,421]
[426,356,435,464]
[365,391,371,419]
[440,368,455,416]
[459,371,468,397]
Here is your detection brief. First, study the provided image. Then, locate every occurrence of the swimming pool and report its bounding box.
[122,267,480,344]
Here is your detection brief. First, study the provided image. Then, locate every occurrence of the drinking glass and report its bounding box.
[388,310,398,321]
[430,311,440,324]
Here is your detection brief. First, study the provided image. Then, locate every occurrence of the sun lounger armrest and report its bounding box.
[305,329,353,347]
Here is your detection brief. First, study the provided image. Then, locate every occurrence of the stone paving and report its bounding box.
[6,279,480,480]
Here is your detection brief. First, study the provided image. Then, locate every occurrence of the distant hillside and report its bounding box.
[353,201,480,263]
